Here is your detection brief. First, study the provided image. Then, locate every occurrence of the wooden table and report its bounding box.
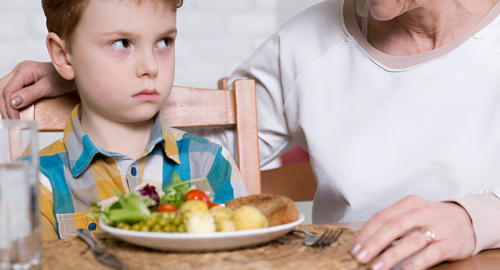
[40,223,500,270]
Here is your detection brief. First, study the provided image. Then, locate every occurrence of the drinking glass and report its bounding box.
[0,120,40,270]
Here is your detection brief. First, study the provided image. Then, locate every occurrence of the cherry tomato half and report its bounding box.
[184,189,210,203]
[157,203,177,213]
[208,201,220,209]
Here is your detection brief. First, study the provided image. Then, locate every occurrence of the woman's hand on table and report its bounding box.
[351,195,475,270]
[0,61,73,119]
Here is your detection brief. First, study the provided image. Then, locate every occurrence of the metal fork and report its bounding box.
[76,229,128,270]
[293,228,344,247]
[293,228,319,245]
[312,228,344,247]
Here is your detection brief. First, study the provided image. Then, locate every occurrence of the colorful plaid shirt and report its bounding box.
[39,105,248,238]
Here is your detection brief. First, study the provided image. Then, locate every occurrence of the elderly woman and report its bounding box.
[2,0,500,269]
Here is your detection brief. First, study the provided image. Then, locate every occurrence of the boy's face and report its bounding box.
[68,0,176,122]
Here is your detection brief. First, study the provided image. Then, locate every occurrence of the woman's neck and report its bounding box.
[80,107,154,160]
[366,0,499,56]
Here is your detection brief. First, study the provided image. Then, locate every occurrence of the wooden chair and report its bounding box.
[260,162,317,202]
[218,78,317,201]
[19,79,262,195]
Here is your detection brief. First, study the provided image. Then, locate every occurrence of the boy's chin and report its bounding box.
[127,113,159,123]
[117,110,160,123]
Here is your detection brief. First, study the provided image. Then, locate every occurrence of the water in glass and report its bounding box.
[0,120,40,270]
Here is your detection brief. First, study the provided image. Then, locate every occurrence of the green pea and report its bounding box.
[151,215,160,222]
[162,224,172,233]
[158,219,169,226]
[116,222,126,229]
[152,224,162,232]
[177,224,186,233]
[172,217,182,226]
[141,226,150,232]
[131,224,140,231]
[145,219,155,227]
[122,224,131,230]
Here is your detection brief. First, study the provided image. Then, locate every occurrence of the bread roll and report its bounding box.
[225,194,299,226]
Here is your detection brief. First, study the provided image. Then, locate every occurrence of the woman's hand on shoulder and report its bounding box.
[0,61,73,119]
[351,195,475,270]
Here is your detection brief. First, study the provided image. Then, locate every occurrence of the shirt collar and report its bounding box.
[63,104,180,177]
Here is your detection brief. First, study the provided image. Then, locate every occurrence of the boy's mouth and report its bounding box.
[133,89,159,102]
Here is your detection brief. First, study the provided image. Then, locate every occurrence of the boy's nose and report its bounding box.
[136,50,158,77]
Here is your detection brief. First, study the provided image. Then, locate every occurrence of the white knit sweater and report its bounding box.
[196,0,500,254]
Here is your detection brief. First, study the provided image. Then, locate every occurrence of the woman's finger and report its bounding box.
[2,61,70,119]
[369,229,432,270]
[6,61,52,118]
[2,61,41,119]
[402,241,452,270]
[0,66,18,119]
[352,195,429,256]
[354,201,474,269]
[6,83,51,119]
[353,204,435,263]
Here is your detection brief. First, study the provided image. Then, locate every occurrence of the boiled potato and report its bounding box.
[209,205,232,222]
[178,200,208,219]
[215,218,236,232]
[231,205,268,230]
[185,212,216,233]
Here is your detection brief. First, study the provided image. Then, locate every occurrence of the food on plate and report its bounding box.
[178,200,209,219]
[231,205,268,230]
[157,203,177,213]
[185,212,216,233]
[215,218,236,232]
[185,189,210,203]
[209,205,232,221]
[89,172,274,233]
[116,212,186,232]
[210,205,236,231]
[225,194,299,226]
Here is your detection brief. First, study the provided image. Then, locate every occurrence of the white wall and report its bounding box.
[0,0,322,224]
[0,0,324,89]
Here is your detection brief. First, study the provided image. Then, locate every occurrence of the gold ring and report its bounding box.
[420,228,436,244]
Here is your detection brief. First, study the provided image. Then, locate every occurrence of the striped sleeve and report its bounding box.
[39,171,56,231]
[209,146,249,203]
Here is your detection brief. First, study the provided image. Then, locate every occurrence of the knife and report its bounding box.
[76,229,128,270]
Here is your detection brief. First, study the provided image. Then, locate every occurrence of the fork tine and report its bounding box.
[318,229,335,247]
[311,235,324,248]
[313,229,334,247]
[313,228,344,247]
[329,228,344,244]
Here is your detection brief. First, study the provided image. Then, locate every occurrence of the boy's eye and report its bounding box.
[111,40,131,50]
[155,39,170,49]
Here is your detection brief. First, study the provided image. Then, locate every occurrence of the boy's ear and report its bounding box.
[46,33,75,80]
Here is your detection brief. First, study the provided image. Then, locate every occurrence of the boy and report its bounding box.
[38,0,249,240]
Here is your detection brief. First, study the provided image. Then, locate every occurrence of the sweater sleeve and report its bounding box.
[451,189,500,255]
[229,33,294,168]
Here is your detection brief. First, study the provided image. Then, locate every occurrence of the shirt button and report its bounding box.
[88,222,97,231]
[131,167,137,176]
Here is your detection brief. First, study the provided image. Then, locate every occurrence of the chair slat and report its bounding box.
[162,87,236,127]
[234,80,260,195]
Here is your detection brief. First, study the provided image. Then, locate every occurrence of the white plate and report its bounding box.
[99,213,305,252]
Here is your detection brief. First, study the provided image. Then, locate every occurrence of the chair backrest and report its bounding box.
[260,161,317,201]
[19,79,261,195]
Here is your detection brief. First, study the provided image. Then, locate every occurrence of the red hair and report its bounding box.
[42,0,183,51]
